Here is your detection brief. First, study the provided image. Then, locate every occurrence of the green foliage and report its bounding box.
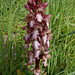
[0,0,75,75]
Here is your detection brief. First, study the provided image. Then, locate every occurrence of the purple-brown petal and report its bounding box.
[28,0,32,4]
[43,2,49,8]
[44,49,53,54]
[40,2,49,9]
[22,26,28,30]
[44,14,51,22]
[24,4,32,13]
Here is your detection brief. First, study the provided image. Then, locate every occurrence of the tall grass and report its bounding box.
[0,0,75,75]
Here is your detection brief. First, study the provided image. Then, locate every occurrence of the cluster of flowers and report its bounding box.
[23,0,52,75]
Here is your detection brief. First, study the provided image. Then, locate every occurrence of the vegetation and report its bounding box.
[0,0,75,75]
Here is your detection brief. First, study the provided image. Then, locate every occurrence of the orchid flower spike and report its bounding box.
[23,0,53,75]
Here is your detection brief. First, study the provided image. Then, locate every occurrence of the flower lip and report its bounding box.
[32,29,39,40]
[46,40,50,48]
[28,54,34,65]
[42,34,47,45]
[32,40,41,50]
[36,14,43,22]
[35,50,41,59]
[46,22,49,28]
[24,34,30,41]
[30,20,35,27]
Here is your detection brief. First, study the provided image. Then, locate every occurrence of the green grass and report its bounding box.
[0,0,75,75]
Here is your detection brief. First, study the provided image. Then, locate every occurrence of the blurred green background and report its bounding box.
[0,0,75,75]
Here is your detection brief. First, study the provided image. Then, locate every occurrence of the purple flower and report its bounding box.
[35,50,41,59]
[30,20,35,27]
[23,0,53,75]
[46,22,49,28]
[32,29,39,39]
[46,40,50,48]
[36,14,43,22]
[42,58,48,67]
[24,34,30,41]
[42,34,47,45]
[28,54,34,64]
[32,40,41,50]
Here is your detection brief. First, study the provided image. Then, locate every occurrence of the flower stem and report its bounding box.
[35,58,40,69]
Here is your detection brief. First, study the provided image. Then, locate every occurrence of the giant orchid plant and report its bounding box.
[23,0,53,75]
